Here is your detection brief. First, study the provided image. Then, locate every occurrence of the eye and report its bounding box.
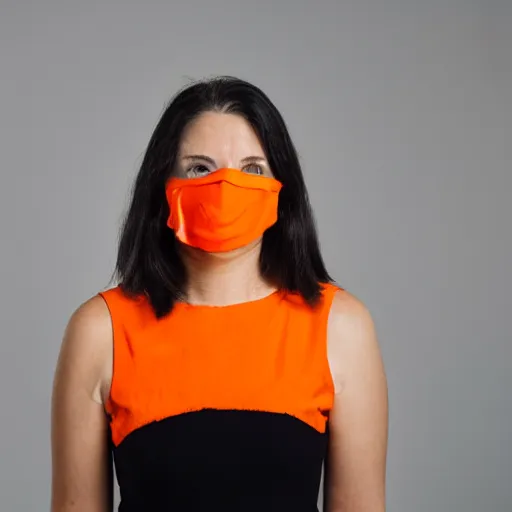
[242,164,264,175]
[186,164,211,178]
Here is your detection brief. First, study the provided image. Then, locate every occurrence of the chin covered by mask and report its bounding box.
[165,168,283,252]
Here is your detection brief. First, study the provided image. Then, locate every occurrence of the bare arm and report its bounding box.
[324,291,388,512]
[51,296,113,512]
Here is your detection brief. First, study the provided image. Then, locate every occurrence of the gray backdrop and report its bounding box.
[1,1,510,510]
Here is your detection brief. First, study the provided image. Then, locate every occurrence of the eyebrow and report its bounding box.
[182,154,216,165]
[241,156,266,164]
[181,155,267,165]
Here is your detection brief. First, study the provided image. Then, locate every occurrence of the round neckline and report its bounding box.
[176,288,282,310]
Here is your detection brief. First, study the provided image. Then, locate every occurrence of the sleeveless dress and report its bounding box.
[99,282,339,511]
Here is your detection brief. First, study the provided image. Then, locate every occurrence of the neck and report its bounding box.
[180,240,276,306]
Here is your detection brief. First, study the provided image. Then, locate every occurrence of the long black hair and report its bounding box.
[115,76,332,317]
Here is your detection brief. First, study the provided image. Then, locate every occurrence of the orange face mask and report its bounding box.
[165,168,283,252]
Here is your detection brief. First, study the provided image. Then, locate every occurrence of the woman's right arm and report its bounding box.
[51,296,114,512]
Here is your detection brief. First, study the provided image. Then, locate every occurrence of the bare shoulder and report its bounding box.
[54,294,113,406]
[325,290,388,510]
[330,288,374,323]
[327,289,383,392]
[51,295,114,510]
[64,294,112,345]
[328,289,377,347]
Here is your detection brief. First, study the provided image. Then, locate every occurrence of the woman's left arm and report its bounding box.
[324,291,388,512]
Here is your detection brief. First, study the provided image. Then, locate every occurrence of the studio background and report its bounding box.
[1,1,510,510]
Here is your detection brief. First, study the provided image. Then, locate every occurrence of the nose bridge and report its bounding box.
[205,176,232,211]
[215,165,238,173]
[215,158,238,171]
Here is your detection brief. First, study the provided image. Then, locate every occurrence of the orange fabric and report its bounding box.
[99,284,339,447]
[165,168,283,252]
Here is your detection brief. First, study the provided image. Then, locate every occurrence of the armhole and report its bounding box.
[97,289,119,417]
[322,283,343,395]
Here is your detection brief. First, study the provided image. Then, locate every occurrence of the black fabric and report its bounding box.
[113,409,327,511]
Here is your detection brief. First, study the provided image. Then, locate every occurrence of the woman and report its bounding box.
[51,76,388,511]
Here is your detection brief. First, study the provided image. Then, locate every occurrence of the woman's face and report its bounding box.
[174,111,274,179]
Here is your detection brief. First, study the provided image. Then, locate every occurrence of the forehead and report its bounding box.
[178,112,265,156]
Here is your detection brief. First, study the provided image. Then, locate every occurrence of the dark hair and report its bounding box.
[114,75,332,317]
